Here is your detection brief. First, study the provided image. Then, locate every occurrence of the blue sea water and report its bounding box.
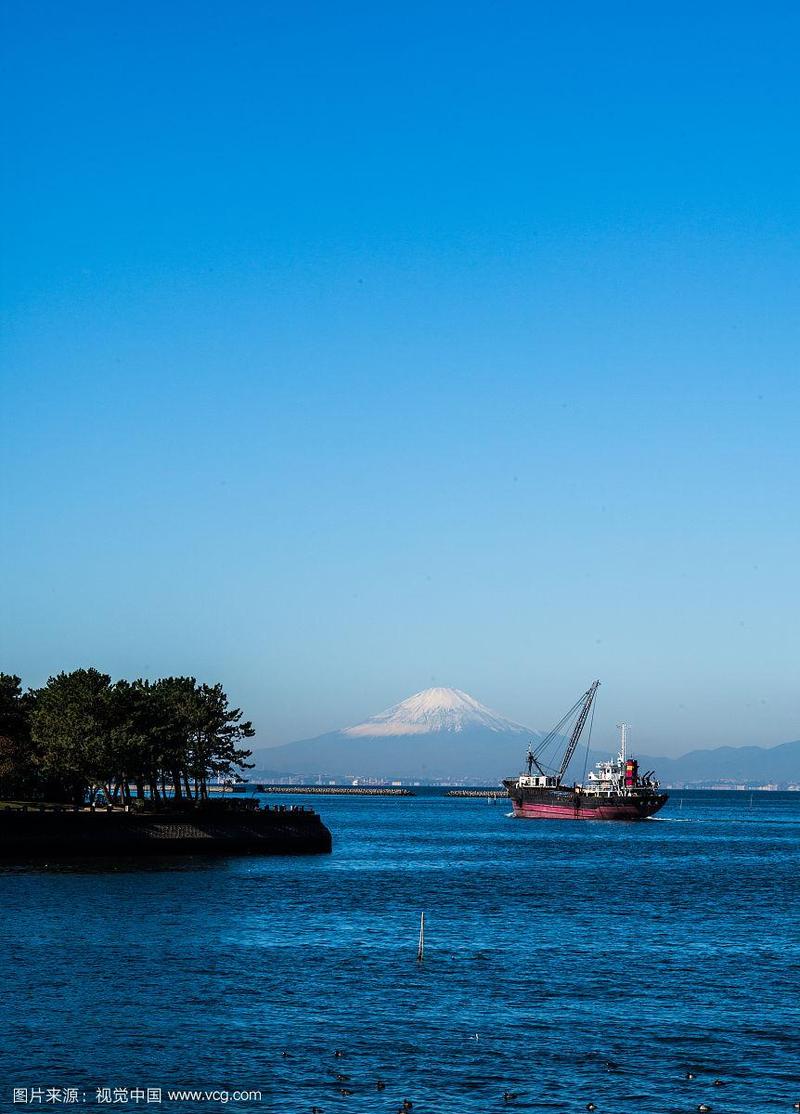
[1,790,799,1114]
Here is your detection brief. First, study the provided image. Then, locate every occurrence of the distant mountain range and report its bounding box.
[629,739,800,787]
[250,687,800,787]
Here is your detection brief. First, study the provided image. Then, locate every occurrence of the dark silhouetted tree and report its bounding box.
[0,673,37,797]
[7,668,254,806]
[30,669,114,804]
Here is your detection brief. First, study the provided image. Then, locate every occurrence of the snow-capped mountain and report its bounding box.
[250,685,800,785]
[251,687,536,781]
[342,687,529,737]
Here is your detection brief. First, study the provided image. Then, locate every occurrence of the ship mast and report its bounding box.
[556,680,600,784]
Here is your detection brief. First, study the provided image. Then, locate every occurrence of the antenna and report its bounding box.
[616,723,630,764]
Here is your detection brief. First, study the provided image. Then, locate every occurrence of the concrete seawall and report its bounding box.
[0,803,333,857]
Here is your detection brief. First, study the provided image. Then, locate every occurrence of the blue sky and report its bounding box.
[2,1,799,754]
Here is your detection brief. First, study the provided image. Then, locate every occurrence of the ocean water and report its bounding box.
[1,790,799,1114]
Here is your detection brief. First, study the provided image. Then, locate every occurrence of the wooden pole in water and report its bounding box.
[417,911,425,962]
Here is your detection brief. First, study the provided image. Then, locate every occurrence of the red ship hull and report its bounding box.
[511,796,666,821]
[503,781,669,821]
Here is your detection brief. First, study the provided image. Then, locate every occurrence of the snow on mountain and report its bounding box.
[342,687,530,737]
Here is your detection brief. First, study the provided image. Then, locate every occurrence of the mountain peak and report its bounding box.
[342,686,530,738]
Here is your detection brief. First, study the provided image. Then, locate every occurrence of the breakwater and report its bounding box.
[447,789,509,798]
[254,784,415,796]
[0,801,332,857]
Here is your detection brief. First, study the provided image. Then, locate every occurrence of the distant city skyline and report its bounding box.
[2,2,799,757]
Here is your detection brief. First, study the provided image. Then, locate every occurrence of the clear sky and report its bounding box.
[2,1,799,755]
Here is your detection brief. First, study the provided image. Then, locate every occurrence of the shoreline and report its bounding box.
[0,801,333,857]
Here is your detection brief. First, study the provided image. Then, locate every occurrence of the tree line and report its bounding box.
[0,669,254,806]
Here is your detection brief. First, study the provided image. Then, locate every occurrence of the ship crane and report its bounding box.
[527,680,601,785]
[556,680,600,784]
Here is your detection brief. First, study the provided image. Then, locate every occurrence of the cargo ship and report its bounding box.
[503,681,668,821]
